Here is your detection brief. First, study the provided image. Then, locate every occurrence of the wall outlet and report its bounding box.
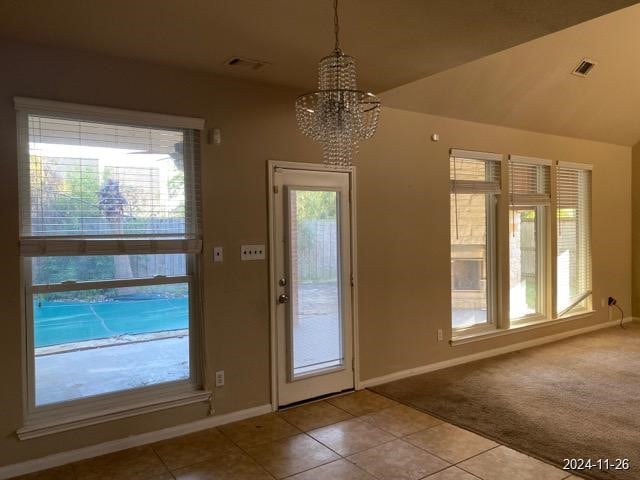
[437,329,443,341]
[215,370,225,387]
[241,245,265,261]
[213,246,223,263]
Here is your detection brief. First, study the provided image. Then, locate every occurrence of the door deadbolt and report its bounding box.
[279,277,287,286]
[278,293,290,304]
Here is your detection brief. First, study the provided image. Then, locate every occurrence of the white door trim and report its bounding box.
[267,160,360,411]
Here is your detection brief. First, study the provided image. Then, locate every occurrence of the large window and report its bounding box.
[449,149,593,339]
[17,99,203,418]
[508,157,550,321]
[557,164,592,316]
[450,150,500,331]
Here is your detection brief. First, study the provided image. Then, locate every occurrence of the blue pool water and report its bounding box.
[34,297,189,348]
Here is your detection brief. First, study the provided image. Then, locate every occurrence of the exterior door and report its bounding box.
[272,166,354,407]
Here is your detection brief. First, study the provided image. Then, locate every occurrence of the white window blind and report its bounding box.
[17,104,202,256]
[450,149,501,242]
[556,162,592,316]
[450,149,502,194]
[508,155,551,206]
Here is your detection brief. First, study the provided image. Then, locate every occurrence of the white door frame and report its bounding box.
[267,160,361,410]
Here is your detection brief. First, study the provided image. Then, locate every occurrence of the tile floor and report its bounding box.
[13,390,582,480]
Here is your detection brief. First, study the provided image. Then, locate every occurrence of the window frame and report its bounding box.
[449,150,502,337]
[508,204,547,325]
[506,155,553,326]
[450,151,593,344]
[555,161,593,318]
[15,98,207,436]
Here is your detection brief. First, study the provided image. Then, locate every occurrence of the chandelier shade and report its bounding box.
[295,1,381,167]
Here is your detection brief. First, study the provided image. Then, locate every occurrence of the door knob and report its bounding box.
[278,293,290,304]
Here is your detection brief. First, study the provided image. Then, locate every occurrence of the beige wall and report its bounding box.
[632,142,640,315]
[357,108,631,378]
[0,40,632,466]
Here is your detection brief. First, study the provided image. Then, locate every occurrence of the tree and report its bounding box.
[98,179,133,287]
[98,179,128,220]
[296,191,336,220]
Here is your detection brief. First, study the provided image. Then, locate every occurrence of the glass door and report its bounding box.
[273,167,353,406]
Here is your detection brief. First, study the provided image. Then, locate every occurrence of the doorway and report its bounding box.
[268,162,357,407]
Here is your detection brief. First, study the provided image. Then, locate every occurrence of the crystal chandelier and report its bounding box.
[295,0,381,167]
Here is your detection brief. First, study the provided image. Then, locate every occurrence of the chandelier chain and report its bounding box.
[334,0,340,52]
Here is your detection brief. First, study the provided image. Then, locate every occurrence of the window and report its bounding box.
[450,150,501,331]
[556,163,592,316]
[450,148,593,340]
[508,157,550,321]
[17,98,204,418]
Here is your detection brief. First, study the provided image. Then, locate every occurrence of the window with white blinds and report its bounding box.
[18,103,202,255]
[556,162,592,316]
[450,149,501,332]
[450,148,595,339]
[450,149,501,194]
[508,155,551,206]
[507,156,551,321]
[15,98,206,417]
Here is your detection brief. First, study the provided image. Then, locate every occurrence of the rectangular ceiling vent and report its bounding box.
[572,58,597,77]
[224,57,270,71]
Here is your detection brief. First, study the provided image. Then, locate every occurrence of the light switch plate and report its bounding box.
[213,247,223,263]
[241,244,265,261]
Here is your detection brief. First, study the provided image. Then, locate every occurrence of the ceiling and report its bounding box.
[382,3,640,146]
[0,0,636,93]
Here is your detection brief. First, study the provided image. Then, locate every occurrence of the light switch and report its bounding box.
[213,246,223,263]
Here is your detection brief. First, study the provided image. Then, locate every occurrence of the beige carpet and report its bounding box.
[371,323,640,480]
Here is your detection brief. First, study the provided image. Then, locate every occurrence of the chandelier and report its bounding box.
[295,0,381,167]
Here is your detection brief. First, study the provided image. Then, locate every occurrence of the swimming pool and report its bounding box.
[34,297,189,348]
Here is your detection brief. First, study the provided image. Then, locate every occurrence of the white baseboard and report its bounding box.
[360,317,636,389]
[0,404,272,479]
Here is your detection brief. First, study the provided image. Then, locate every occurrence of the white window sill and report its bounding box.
[18,389,212,440]
[450,310,596,346]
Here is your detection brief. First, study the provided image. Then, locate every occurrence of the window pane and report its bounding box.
[509,208,539,319]
[33,282,190,405]
[451,193,490,329]
[557,169,591,314]
[26,116,187,236]
[32,254,186,284]
[289,190,343,377]
[449,157,500,182]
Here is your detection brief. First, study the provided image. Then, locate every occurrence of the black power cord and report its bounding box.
[608,297,625,328]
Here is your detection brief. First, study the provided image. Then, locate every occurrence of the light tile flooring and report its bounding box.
[14,390,583,480]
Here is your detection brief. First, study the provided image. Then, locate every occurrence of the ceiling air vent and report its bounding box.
[224,57,270,71]
[572,58,597,77]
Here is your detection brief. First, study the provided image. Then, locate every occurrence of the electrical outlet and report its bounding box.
[213,247,223,263]
[437,329,443,341]
[215,370,225,387]
[241,245,265,261]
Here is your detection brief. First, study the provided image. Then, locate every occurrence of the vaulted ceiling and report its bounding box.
[382,2,640,146]
[0,0,636,93]
[1,0,639,144]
